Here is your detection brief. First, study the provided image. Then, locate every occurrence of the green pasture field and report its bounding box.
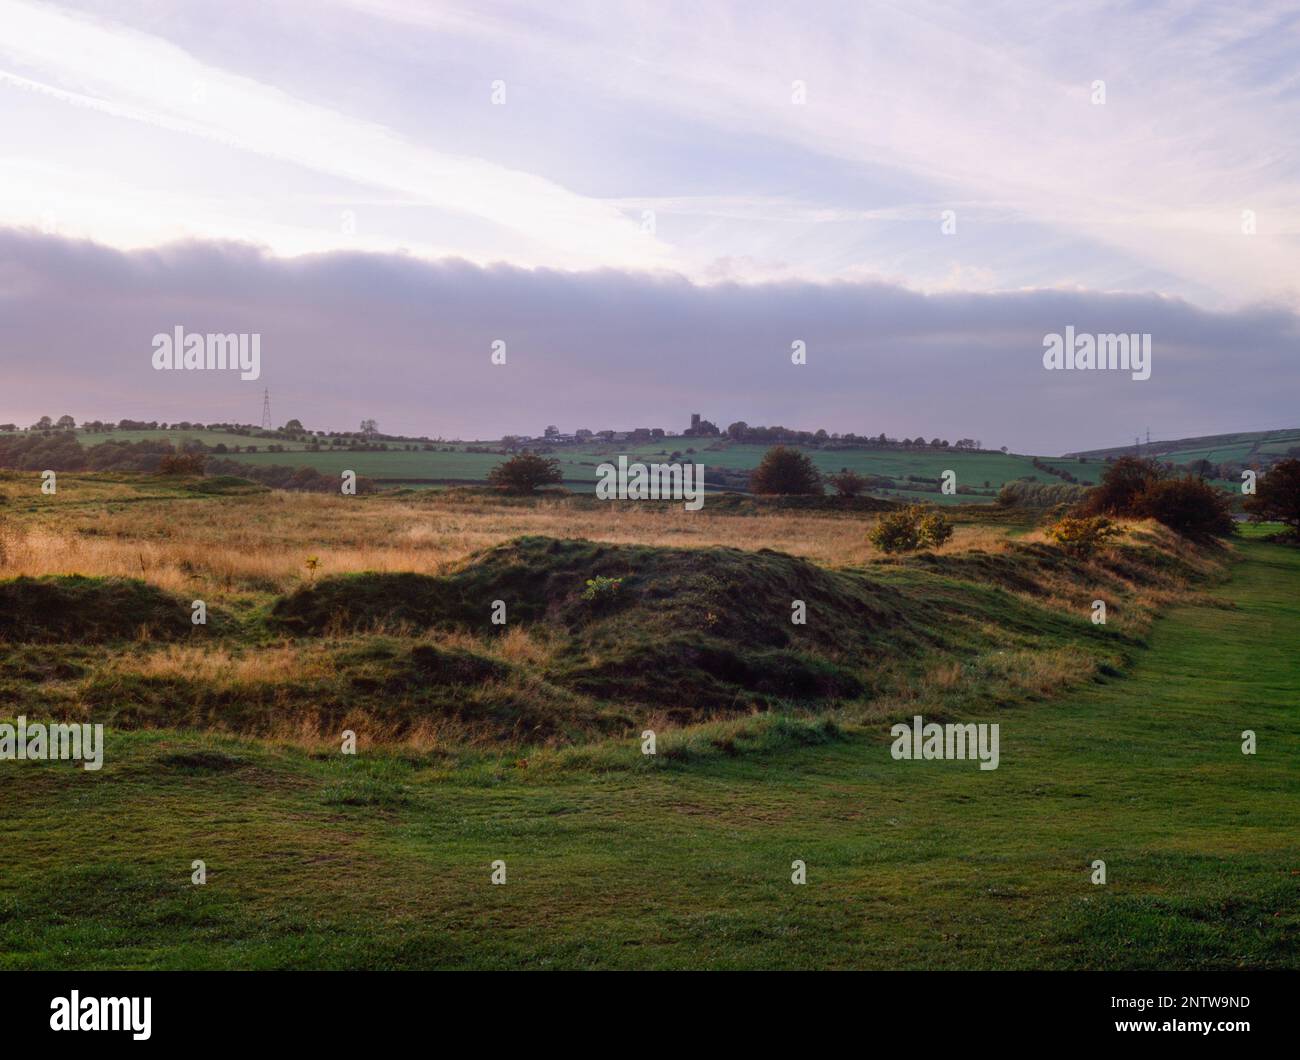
[230,438,1072,495]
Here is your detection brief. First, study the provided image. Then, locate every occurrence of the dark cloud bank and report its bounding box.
[0,229,1296,453]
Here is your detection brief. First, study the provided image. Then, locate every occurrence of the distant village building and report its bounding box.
[684,413,720,437]
[521,424,668,444]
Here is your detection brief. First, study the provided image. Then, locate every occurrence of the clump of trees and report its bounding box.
[488,451,563,494]
[0,433,181,472]
[1076,456,1233,537]
[85,439,178,470]
[0,431,84,470]
[749,446,822,495]
[721,423,983,450]
[1031,456,1081,483]
[204,457,372,493]
[997,479,1091,508]
[869,505,954,553]
[1244,458,1300,538]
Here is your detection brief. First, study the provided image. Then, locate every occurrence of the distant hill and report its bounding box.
[1,424,1090,503]
[13,422,1296,501]
[1065,428,1300,464]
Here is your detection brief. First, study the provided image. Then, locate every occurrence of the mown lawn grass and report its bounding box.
[1,540,1296,969]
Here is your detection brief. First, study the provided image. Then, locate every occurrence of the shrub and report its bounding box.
[1045,515,1122,558]
[580,575,624,604]
[1136,476,1234,537]
[917,509,954,549]
[749,446,822,495]
[869,505,951,553]
[1244,458,1300,536]
[869,508,921,553]
[1077,456,1163,516]
[826,469,867,498]
[157,451,206,475]
[488,451,563,494]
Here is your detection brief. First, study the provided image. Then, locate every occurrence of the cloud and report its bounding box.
[0,0,672,270]
[336,0,1300,304]
[1,229,1296,452]
[2,0,1297,304]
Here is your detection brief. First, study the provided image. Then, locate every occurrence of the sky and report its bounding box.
[0,0,1297,452]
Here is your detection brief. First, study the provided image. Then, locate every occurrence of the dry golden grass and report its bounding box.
[100,643,335,684]
[91,625,558,689]
[0,489,1016,598]
[1005,518,1226,637]
[852,645,1100,727]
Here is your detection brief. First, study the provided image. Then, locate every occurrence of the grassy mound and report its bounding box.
[184,475,268,495]
[0,576,193,642]
[271,572,467,633]
[897,521,1219,596]
[271,535,1099,714]
[10,528,1218,742]
[81,640,626,744]
[273,535,914,640]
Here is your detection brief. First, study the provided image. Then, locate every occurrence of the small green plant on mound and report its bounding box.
[869,505,952,553]
[580,575,623,604]
[1045,515,1123,558]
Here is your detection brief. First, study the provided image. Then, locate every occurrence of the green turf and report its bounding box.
[1,540,1295,969]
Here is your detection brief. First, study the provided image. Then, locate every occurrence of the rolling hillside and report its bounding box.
[1065,427,1300,464]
